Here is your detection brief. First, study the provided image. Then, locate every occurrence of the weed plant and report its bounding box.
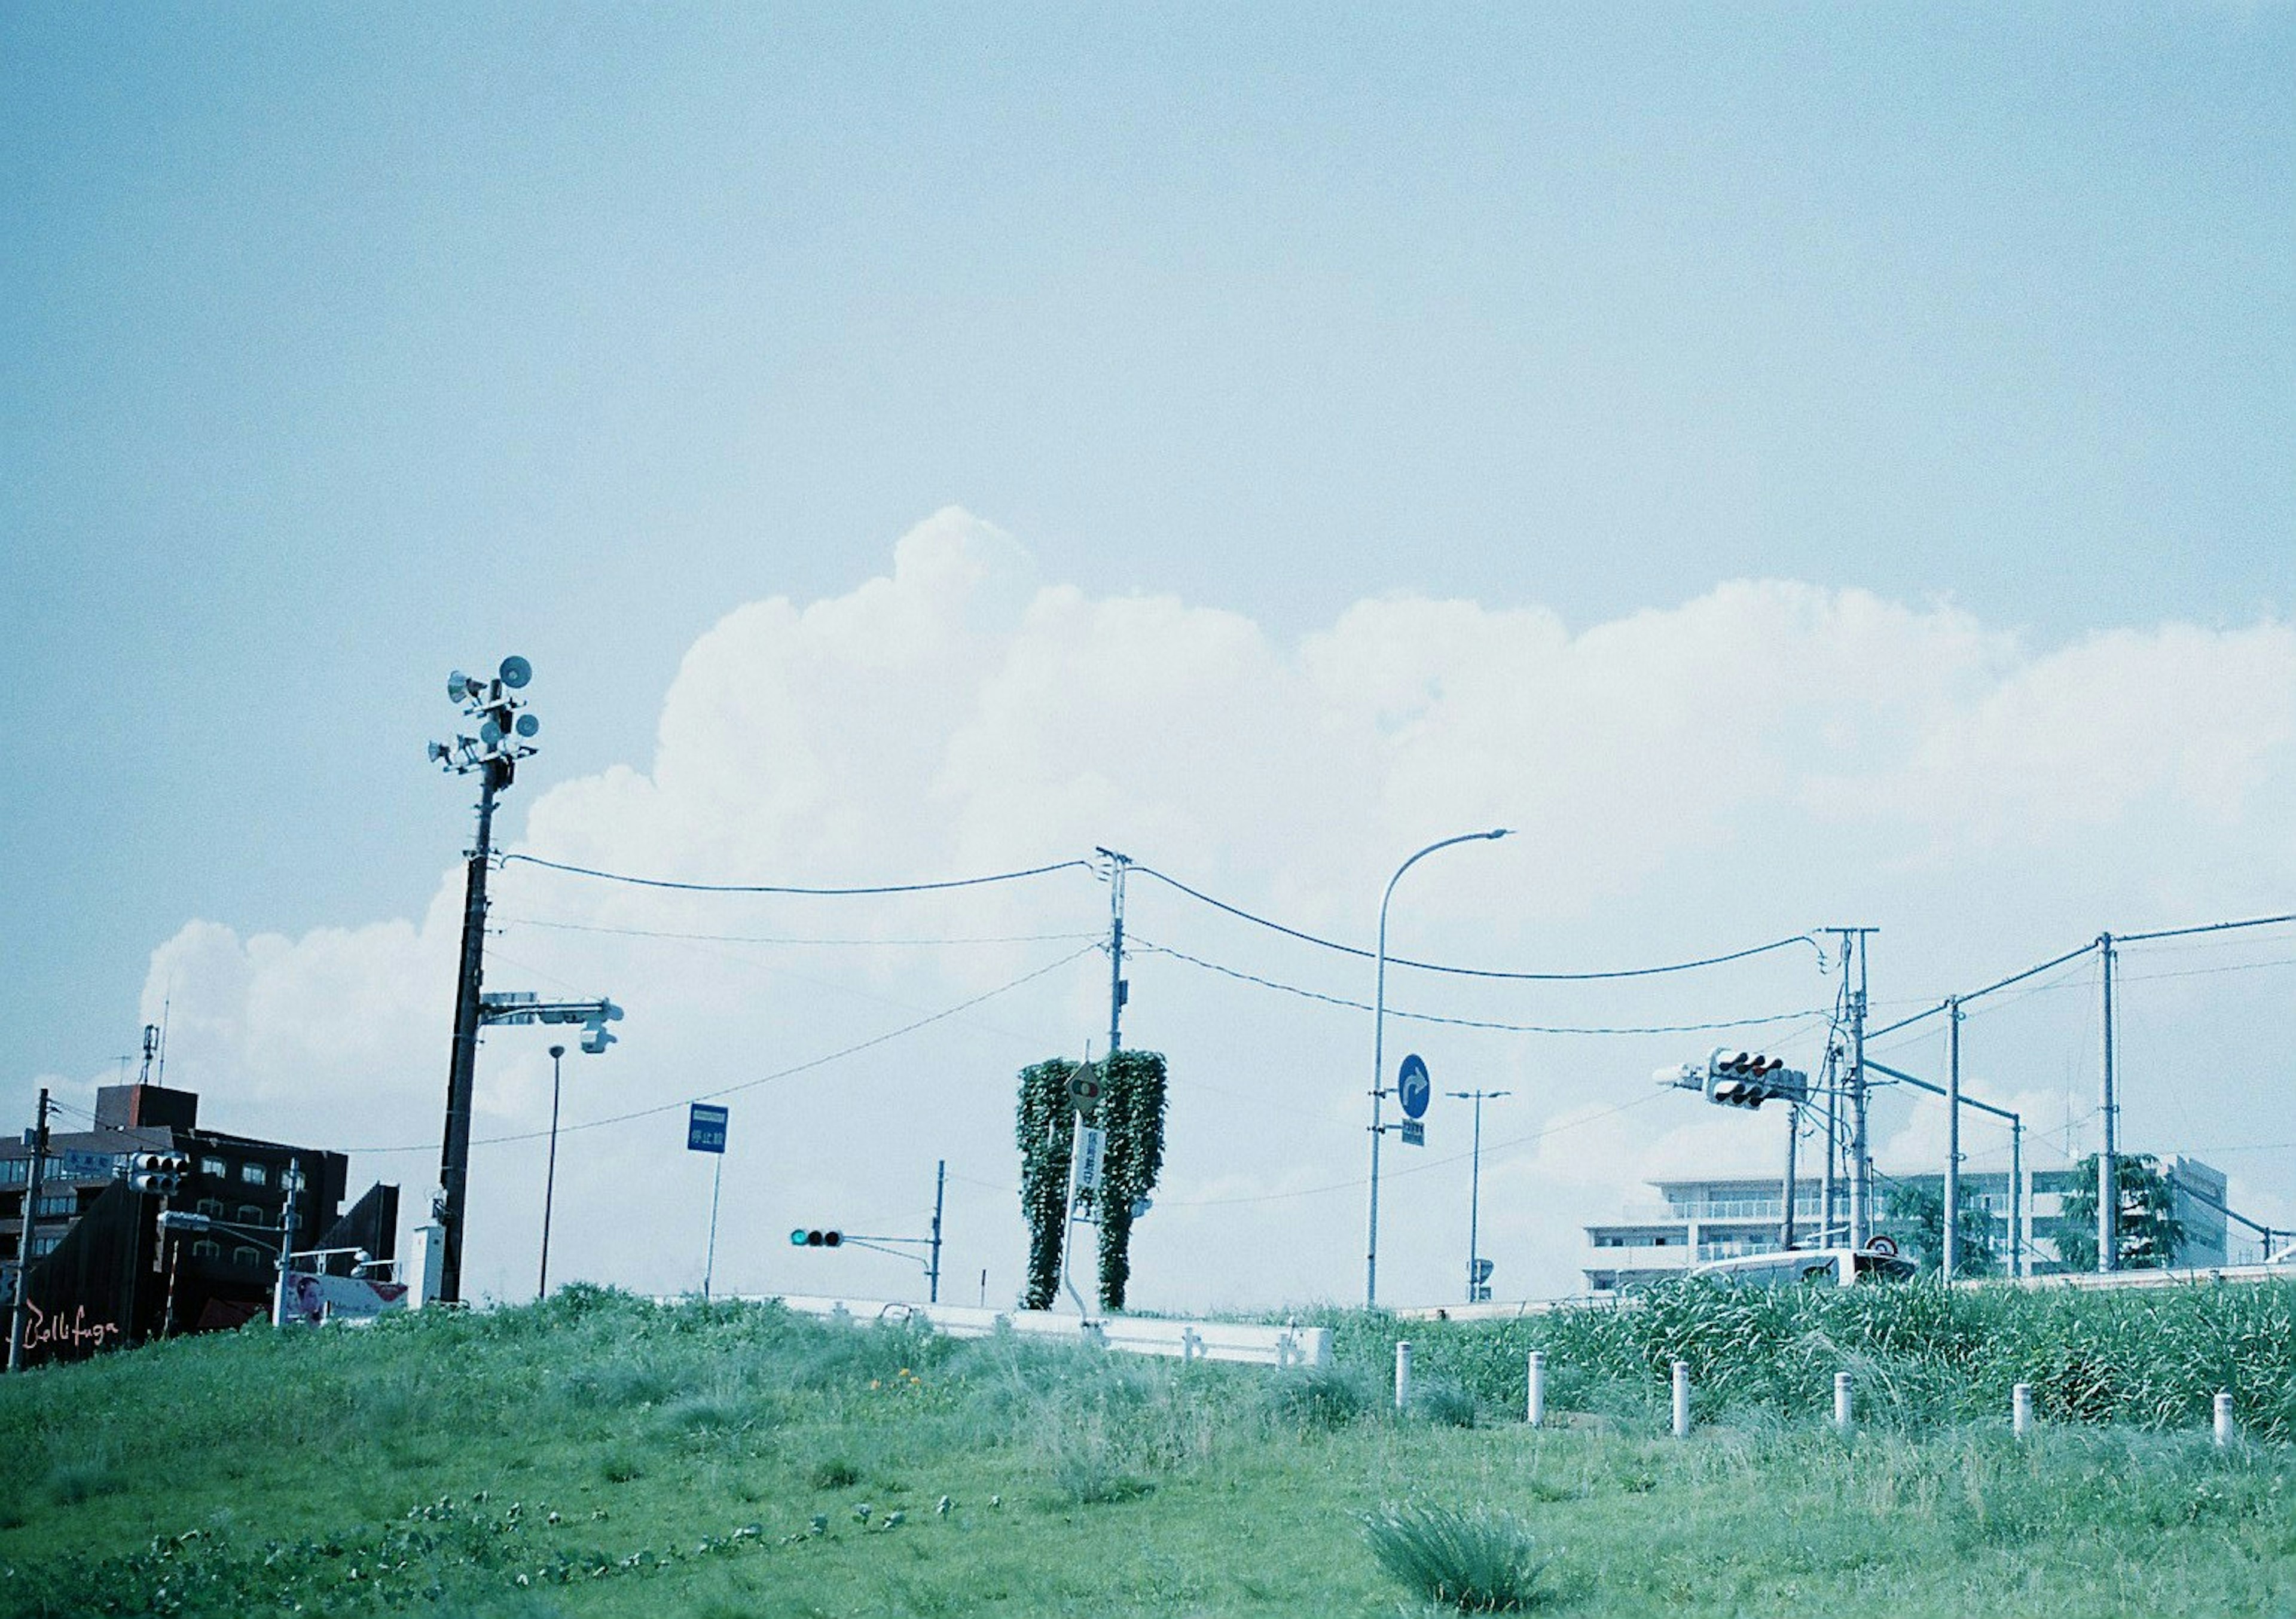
[1364,1502,1545,1611]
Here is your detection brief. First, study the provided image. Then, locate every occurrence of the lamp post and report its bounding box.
[539,1044,565,1300]
[1367,828,1511,1309]
[1447,1088,1511,1303]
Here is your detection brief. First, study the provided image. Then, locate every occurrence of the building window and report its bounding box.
[35,1193,75,1218]
[192,1239,221,1258]
[238,1205,267,1227]
[0,1161,25,1187]
[240,1162,268,1187]
[200,1156,227,1178]
[197,1198,223,1218]
[234,1247,263,1268]
[30,1232,62,1256]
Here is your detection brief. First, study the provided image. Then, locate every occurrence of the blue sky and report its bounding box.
[4,8,2292,1303]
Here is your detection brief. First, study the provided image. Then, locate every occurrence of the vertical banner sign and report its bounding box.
[688,1104,729,1154]
[1076,1125,1106,1192]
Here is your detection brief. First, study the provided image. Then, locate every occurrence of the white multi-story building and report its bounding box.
[1583,1157,2230,1293]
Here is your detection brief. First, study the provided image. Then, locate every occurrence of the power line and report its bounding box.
[338,943,1099,1155]
[2118,911,2296,946]
[1131,863,1822,981]
[499,915,1102,949]
[1135,939,1831,1037]
[1158,1090,1671,1209]
[500,852,1095,896]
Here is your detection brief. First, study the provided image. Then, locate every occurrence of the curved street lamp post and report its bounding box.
[1367,828,1511,1309]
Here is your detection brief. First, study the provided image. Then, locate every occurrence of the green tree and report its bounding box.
[1880,1180,2003,1277]
[2057,1153,2184,1271]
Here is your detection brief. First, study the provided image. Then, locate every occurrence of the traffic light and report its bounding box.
[1702,1049,1808,1110]
[788,1229,843,1248]
[127,1151,189,1196]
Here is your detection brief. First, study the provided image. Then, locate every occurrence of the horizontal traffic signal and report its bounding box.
[127,1152,190,1196]
[788,1228,843,1248]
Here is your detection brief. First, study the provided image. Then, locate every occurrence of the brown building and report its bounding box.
[2,1082,398,1365]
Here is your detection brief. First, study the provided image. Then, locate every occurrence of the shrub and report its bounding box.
[1364,1502,1546,1611]
[1259,1363,1378,1432]
[1410,1379,1479,1429]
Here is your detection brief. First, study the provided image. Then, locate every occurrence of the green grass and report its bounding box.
[0,1284,2290,1617]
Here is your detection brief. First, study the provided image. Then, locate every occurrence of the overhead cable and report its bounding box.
[337,943,1098,1155]
[499,915,1102,949]
[1135,940,1830,1037]
[500,852,1095,897]
[1131,864,1821,980]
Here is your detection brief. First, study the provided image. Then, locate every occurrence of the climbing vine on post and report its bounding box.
[1014,1059,1078,1309]
[1012,1050,1170,1312]
[1094,1049,1168,1311]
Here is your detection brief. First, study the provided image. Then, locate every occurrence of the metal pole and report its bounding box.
[7,1089,52,1373]
[1849,931,1871,1251]
[436,768,500,1305]
[1526,1351,1546,1427]
[1779,1098,1800,1251]
[929,1159,945,1305]
[1367,830,1510,1309]
[1671,1360,1691,1438]
[2097,932,2117,1273]
[2012,1119,2026,1279]
[1821,1047,1838,1245]
[1944,997,1961,1281]
[1102,850,1129,1062]
[1467,1092,1482,1302]
[539,1044,564,1301]
[702,1150,724,1300]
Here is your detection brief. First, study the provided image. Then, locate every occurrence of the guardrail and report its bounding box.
[761,1294,1332,1368]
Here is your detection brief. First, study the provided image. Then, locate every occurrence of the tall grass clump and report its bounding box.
[1331,1278,2296,1437]
[1364,1502,1546,1611]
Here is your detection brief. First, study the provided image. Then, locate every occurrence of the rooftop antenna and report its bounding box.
[155,994,172,1086]
[138,1024,160,1085]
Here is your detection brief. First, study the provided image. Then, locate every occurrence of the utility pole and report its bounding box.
[1779,1096,1800,1251]
[428,656,540,1306]
[1448,1089,1509,1303]
[539,1044,564,1301]
[1829,928,1878,1250]
[1944,997,1962,1280]
[929,1159,945,1305]
[1098,848,1131,1062]
[2097,931,2117,1274]
[1820,1039,1839,1245]
[6,1089,51,1373]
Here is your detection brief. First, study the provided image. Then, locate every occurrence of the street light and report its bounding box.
[539,1044,565,1300]
[1366,828,1512,1309]
[1446,1088,1511,1303]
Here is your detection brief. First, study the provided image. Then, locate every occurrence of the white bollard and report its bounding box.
[1671,1360,1691,1438]
[1527,1351,1547,1428]
[2012,1382,2033,1438]
[2215,1390,2235,1448]
[1394,1340,1413,1412]
[1834,1370,1854,1435]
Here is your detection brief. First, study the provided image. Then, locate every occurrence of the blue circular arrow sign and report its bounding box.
[1398,1053,1431,1120]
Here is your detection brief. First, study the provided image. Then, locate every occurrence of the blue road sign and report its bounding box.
[1398,1053,1431,1120]
[1400,1120,1425,1147]
[687,1103,729,1154]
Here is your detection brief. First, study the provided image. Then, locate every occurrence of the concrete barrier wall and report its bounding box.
[765,1294,1332,1368]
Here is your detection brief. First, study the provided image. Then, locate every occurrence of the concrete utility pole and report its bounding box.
[1944,997,1962,1280]
[1779,1096,1800,1251]
[428,657,541,1306]
[928,1159,946,1305]
[6,1089,51,1373]
[2097,932,2118,1273]
[1098,848,1131,1062]
[1830,928,1878,1250]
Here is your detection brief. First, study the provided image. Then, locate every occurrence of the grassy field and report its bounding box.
[1,1285,2291,1617]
